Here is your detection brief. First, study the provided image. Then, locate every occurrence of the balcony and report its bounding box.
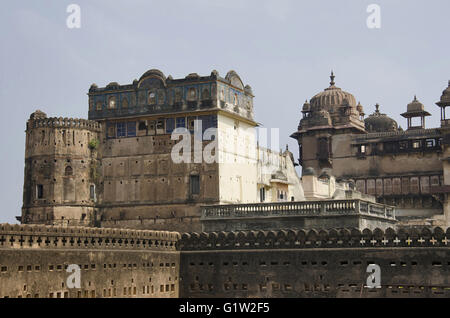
[202,199,396,221]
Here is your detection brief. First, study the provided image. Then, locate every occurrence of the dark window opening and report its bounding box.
[260,187,266,202]
[37,185,44,199]
[190,175,200,195]
[65,166,73,176]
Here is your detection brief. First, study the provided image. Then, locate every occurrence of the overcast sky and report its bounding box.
[1,0,449,223]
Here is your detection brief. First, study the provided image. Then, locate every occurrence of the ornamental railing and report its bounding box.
[201,199,396,221]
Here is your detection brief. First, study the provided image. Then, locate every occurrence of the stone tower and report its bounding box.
[21,110,101,226]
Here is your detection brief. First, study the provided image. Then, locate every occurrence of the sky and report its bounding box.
[0,0,449,223]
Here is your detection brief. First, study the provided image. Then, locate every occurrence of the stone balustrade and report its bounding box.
[201,199,396,221]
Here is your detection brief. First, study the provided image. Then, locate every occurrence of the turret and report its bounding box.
[21,111,102,226]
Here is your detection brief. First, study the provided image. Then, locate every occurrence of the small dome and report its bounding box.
[407,95,425,112]
[310,72,357,110]
[302,100,311,113]
[185,73,200,79]
[437,80,450,105]
[271,170,287,181]
[364,104,398,133]
[106,82,119,88]
[356,101,364,114]
[139,69,166,81]
[303,167,316,176]
[30,110,47,120]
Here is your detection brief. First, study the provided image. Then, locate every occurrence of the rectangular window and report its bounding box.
[190,175,200,195]
[148,120,156,135]
[37,185,44,199]
[166,118,175,134]
[260,187,265,202]
[117,122,126,138]
[127,122,136,137]
[176,117,186,128]
[426,139,436,148]
[412,140,421,149]
[107,124,115,138]
[138,121,147,131]
[399,141,408,150]
[156,119,165,134]
[90,185,95,200]
[359,145,366,154]
[188,117,197,133]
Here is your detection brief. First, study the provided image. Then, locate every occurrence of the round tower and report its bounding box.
[22,110,102,226]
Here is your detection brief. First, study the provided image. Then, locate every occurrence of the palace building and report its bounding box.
[292,73,450,227]
[21,70,303,232]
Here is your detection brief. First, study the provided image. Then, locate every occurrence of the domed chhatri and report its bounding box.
[310,71,357,110]
[436,80,450,106]
[401,96,431,130]
[364,103,399,133]
[301,100,311,118]
[436,80,450,124]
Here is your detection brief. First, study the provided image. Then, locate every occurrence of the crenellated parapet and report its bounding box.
[0,224,180,251]
[178,227,450,251]
[27,116,101,132]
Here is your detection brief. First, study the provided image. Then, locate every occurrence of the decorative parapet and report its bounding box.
[201,200,396,221]
[28,117,101,132]
[353,128,441,142]
[0,224,179,251]
[178,227,450,251]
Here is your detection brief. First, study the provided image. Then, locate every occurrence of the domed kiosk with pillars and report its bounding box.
[292,75,450,227]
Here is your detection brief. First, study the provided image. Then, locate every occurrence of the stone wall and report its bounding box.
[179,227,450,298]
[0,224,180,298]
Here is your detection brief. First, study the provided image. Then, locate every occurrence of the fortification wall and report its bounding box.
[179,227,450,298]
[0,224,180,298]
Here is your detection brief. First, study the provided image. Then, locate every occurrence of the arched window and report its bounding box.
[201,88,210,100]
[188,88,197,101]
[65,166,73,176]
[234,93,238,106]
[108,96,116,109]
[175,89,182,103]
[122,97,129,108]
[148,91,156,105]
[96,101,102,111]
[157,90,165,105]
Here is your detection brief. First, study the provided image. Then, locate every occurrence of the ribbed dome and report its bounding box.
[364,104,398,133]
[438,80,450,104]
[356,102,364,115]
[407,95,425,112]
[310,72,357,110]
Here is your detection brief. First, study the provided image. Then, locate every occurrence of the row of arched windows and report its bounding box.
[93,87,214,111]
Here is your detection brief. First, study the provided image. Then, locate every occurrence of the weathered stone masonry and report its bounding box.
[1,224,448,298]
[0,224,180,298]
[178,227,450,298]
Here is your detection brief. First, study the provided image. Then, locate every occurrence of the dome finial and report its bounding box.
[330,70,335,86]
[375,103,380,113]
[414,95,417,101]
[448,80,450,87]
